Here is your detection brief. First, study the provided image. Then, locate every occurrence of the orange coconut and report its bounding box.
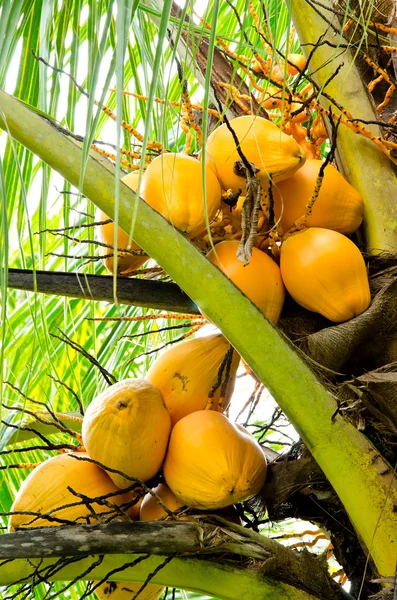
[145,334,240,427]
[141,153,221,239]
[140,482,242,524]
[82,379,171,488]
[140,483,184,521]
[8,453,132,531]
[163,411,267,510]
[280,228,371,322]
[94,581,163,600]
[205,115,305,194]
[96,171,147,276]
[207,241,285,323]
[273,159,364,234]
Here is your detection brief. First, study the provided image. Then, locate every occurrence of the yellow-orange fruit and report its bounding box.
[82,379,171,488]
[140,483,184,521]
[273,159,364,234]
[205,115,305,193]
[140,483,242,524]
[163,411,267,509]
[207,241,285,323]
[286,53,306,76]
[8,453,132,531]
[141,153,222,239]
[96,172,147,276]
[145,334,240,427]
[95,581,163,600]
[280,228,371,322]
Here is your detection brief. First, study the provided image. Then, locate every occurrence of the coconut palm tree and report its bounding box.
[0,0,397,599]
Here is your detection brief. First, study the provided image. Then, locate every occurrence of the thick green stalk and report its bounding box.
[291,0,397,253]
[0,90,396,575]
[0,554,317,599]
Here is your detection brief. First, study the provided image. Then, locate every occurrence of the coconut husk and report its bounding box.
[369,578,395,600]
[337,364,397,433]
[298,277,397,373]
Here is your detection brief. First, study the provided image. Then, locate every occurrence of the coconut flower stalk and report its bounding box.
[290,0,397,254]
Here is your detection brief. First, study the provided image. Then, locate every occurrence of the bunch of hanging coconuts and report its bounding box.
[98,113,368,323]
[8,113,369,600]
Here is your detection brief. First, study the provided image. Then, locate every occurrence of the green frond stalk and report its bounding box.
[0,89,396,576]
[0,553,317,599]
[291,0,397,253]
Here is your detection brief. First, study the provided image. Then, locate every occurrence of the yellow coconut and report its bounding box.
[205,115,305,194]
[140,483,185,521]
[82,379,171,488]
[163,411,267,509]
[95,581,163,600]
[141,153,222,239]
[273,159,364,234]
[280,228,371,322]
[145,334,240,427]
[207,241,285,323]
[96,171,147,276]
[8,453,132,531]
[140,482,242,525]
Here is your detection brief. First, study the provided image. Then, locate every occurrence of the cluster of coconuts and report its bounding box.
[9,342,265,526]
[98,113,370,325]
[8,113,371,600]
[7,335,264,599]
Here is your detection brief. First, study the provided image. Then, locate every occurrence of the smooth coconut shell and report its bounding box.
[205,115,305,193]
[207,241,285,323]
[94,581,163,600]
[273,159,364,234]
[141,153,222,239]
[145,333,240,426]
[8,453,132,531]
[140,483,184,521]
[163,411,267,510]
[82,379,171,488]
[280,228,371,322]
[96,172,147,276]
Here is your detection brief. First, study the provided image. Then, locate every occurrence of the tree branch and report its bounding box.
[0,521,347,600]
[6,269,200,315]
